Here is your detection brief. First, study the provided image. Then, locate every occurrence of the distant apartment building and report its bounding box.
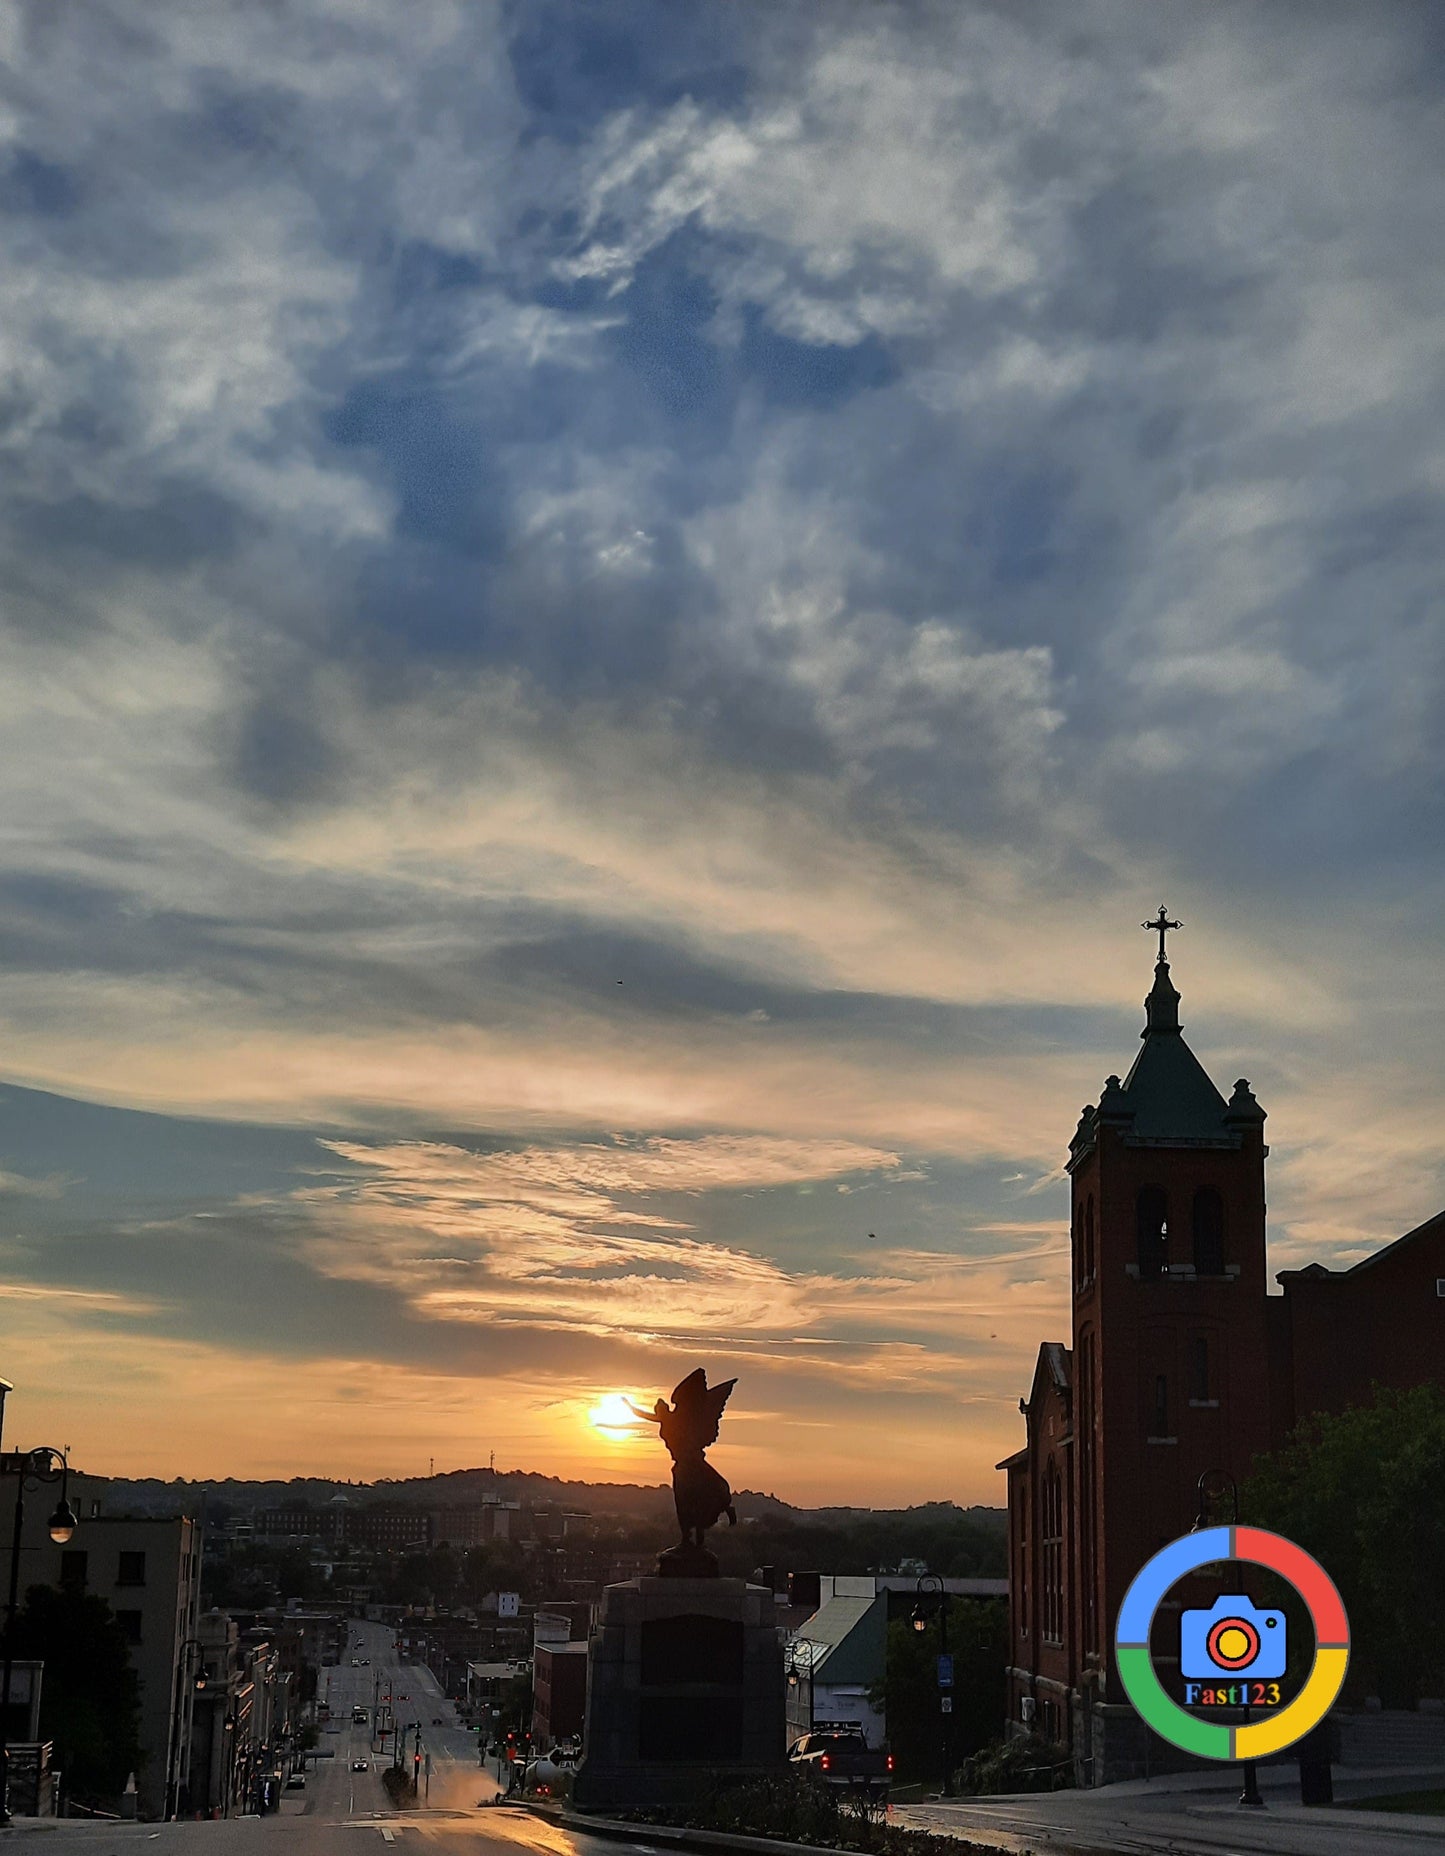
[0,1507,203,1820]
[531,1641,586,1748]
[255,1503,428,1551]
[429,1503,518,1547]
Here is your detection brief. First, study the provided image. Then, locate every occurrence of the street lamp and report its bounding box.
[785,1643,815,1739]
[166,1637,208,1820]
[1190,1471,1262,1811]
[1,1442,77,1825]
[910,1574,953,1798]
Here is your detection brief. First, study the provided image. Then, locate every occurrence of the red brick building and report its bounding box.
[1000,934,1445,1782]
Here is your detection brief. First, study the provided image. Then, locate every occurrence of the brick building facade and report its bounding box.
[1001,936,1445,1783]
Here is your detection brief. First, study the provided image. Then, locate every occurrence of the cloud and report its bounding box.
[0,2,1441,1500]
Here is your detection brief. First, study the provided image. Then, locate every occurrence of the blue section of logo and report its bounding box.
[1116,1526,1231,1645]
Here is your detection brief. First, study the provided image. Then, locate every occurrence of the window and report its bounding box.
[1136,1187,1168,1279]
[1018,1489,1029,1637]
[1041,1463,1064,1645]
[1191,1337,1210,1403]
[115,1610,143,1646]
[1153,1373,1169,1437]
[1193,1188,1225,1276]
[116,1550,146,1587]
[1084,1195,1095,1283]
[1078,1329,1097,1650]
[59,1550,88,1589]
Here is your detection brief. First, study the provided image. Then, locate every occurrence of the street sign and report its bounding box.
[936,1653,954,1688]
[940,1696,953,1714]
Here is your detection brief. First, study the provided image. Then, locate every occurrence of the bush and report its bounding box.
[957,1734,1073,1795]
[626,1767,1001,1854]
[382,1766,417,1808]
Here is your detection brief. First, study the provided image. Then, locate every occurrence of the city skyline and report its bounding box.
[2,4,1443,1503]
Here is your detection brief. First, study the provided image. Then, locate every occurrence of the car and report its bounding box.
[432,1716,443,1725]
[352,1759,369,1773]
[285,1774,305,1791]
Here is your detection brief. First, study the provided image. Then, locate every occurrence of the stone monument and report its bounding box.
[572,1371,786,1811]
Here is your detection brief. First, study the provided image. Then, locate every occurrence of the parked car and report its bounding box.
[788,1728,893,1799]
[285,1774,306,1790]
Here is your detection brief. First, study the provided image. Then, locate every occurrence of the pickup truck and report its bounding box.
[787,1729,893,1799]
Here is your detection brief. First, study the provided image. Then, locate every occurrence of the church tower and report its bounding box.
[1063,912,1273,1761]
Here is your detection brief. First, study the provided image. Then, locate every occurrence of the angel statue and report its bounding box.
[631,1369,738,1561]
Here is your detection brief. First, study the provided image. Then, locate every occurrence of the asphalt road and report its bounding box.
[312,1622,503,1815]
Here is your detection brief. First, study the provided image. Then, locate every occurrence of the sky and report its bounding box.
[1,1,1443,1506]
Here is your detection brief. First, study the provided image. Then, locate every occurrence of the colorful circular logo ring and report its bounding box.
[1115,1526,1350,1760]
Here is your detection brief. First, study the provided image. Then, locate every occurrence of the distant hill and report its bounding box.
[77,1465,1004,1533]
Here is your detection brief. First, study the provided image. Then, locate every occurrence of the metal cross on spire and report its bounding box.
[1142,905,1182,961]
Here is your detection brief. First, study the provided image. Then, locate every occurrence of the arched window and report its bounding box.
[1084,1195,1096,1283]
[1136,1186,1168,1279]
[1193,1187,1225,1276]
[1041,1462,1064,1645]
[1078,1328,1097,1648]
[1018,1485,1029,1637]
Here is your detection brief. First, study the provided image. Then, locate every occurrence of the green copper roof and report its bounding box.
[1119,1020,1231,1140]
[1114,958,1231,1142]
[1068,954,1266,1167]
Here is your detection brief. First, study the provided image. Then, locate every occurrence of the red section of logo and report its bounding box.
[1205,1616,1261,1670]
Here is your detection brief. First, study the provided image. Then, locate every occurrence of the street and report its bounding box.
[309,1622,503,1817]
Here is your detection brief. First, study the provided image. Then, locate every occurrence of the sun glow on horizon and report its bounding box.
[589,1391,647,1441]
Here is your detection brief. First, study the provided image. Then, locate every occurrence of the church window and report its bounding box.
[1084,1195,1096,1283]
[1041,1463,1064,1645]
[1193,1188,1225,1276]
[1191,1337,1209,1402]
[1136,1187,1168,1279]
[1153,1373,1169,1437]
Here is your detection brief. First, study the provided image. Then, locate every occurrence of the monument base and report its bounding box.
[573,1575,785,1812]
[656,1541,719,1578]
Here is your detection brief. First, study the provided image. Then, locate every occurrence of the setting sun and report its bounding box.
[589,1392,646,1440]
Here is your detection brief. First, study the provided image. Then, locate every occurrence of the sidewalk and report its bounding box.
[894,1760,1445,1851]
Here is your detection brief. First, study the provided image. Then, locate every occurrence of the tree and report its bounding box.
[10,1584,143,1803]
[867,1599,1007,1780]
[1242,1382,1445,1706]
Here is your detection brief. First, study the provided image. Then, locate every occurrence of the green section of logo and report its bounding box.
[1115,1646,1231,1758]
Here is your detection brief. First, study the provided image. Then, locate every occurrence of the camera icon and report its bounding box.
[1180,1595,1286,1681]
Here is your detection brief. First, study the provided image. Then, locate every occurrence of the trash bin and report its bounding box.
[1297,1719,1335,1805]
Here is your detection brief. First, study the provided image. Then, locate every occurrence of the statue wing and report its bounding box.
[670,1369,736,1449]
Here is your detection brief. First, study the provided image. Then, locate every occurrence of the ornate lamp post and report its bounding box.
[785,1642,815,1740]
[911,1574,954,1797]
[1,1440,80,1825]
[165,1636,209,1820]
